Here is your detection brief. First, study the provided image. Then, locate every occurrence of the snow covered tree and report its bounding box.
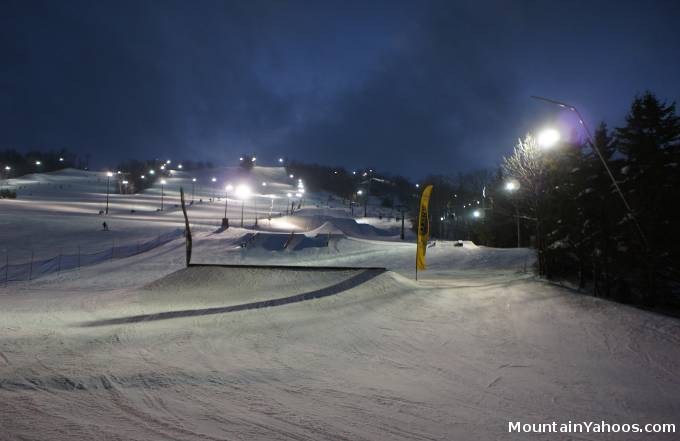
[502,134,550,274]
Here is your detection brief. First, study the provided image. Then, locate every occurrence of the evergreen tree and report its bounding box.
[615,92,680,303]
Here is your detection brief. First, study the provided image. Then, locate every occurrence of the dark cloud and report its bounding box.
[2,0,679,177]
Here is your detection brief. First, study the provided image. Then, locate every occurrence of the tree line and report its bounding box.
[418,91,679,309]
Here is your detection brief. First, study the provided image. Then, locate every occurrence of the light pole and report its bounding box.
[160,179,166,211]
[223,184,233,227]
[191,178,196,202]
[211,177,217,201]
[2,165,10,190]
[354,190,364,217]
[105,171,113,214]
[505,180,521,248]
[286,192,292,215]
[122,180,129,195]
[235,184,251,227]
[531,95,649,250]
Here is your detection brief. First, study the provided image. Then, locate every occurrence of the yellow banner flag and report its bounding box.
[416,184,433,271]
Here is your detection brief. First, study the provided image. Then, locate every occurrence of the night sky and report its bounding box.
[2,0,680,177]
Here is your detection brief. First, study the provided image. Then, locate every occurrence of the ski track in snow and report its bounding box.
[1,168,679,440]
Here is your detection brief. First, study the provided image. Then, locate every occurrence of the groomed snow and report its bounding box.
[1,168,679,440]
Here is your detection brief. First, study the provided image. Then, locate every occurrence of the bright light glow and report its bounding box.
[239,157,244,161]
[117,171,121,174]
[357,190,363,195]
[235,184,251,199]
[122,180,128,184]
[35,161,42,165]
[4,166,10,171]
[300,189,305,193]
[141,175,145,179]
[352,171,356,175]
[252,157,257,162]
[211,177,217,182]
[59,157,64,162]
[537,128,561,148]
[415,183,420,188]
[191,178,196,182]
[225,184,233,191]
[160,179,167,185]
[262,182,267,186]
[149,170,155,175]
[166,160,171,164]
[177,164,183,169]
[286,192,292,197]
[106,172,113,177]
[440,217,444,221]
[295,192,302,198]
[289,174,294,178]
[160,165,165,170]
[505,181,518,191]
[473,210,481,218]
[278,158,284,163]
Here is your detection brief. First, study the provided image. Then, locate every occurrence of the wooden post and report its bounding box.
[180,187,192,267]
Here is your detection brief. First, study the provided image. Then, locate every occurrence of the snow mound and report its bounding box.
[275,215,400,239]
[135,265,394,311]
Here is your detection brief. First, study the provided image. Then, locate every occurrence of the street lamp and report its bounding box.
[531,95,649,250]
[286,192,292,215]
[105,171,113,214]
[235,184,251,227]
[160,179,166,211]
[473,210,481,218]
[505,180,521,247]
[537,128,561,148]
[224,184,233,219]
[35,160,42,166]
[191,177,196,202]
[211,177,217,200]
[1,165,10,190]
[122,180,129,194]
[278,158,284,163]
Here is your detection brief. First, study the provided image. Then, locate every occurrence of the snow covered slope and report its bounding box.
[1,168,678,440]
